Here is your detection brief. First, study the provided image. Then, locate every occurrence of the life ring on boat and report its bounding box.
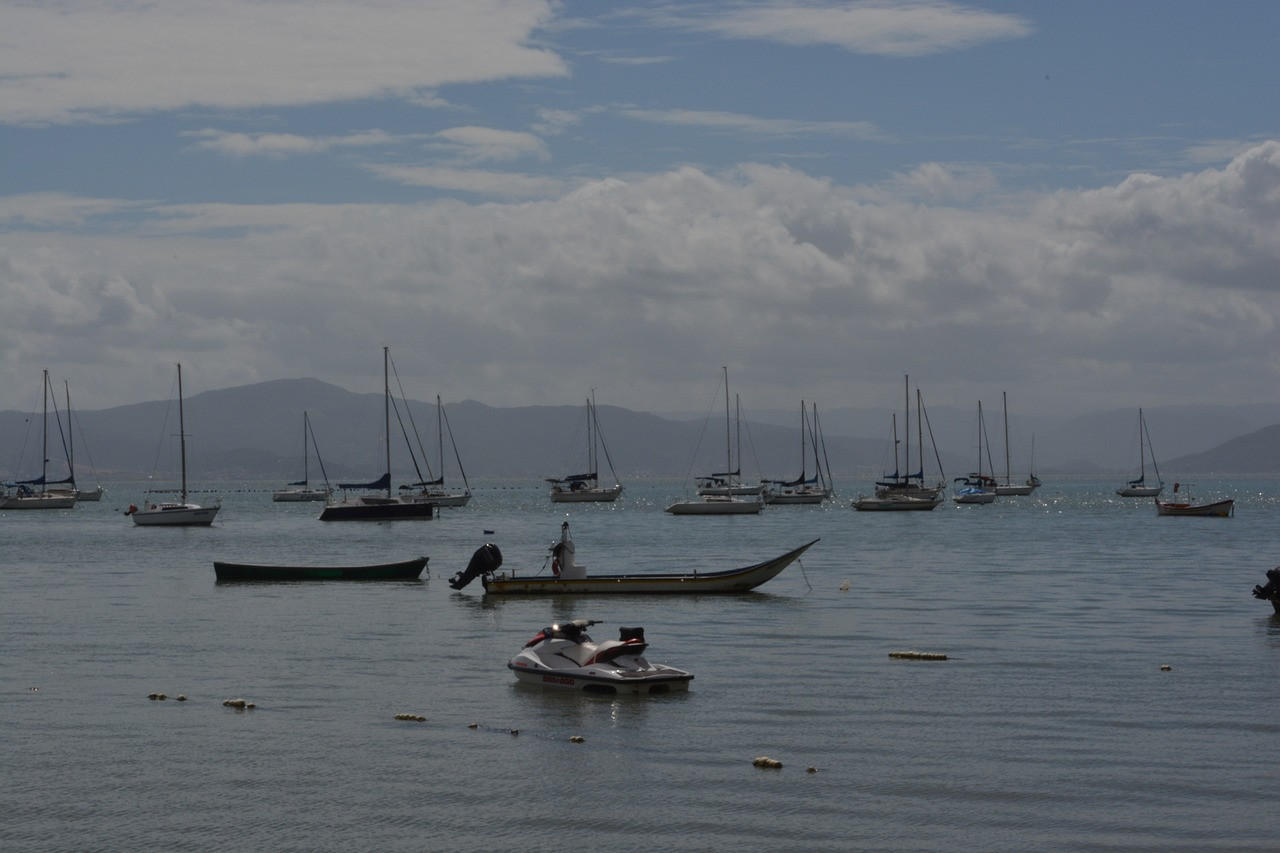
[551,557,561,577]
[127,504,137,515]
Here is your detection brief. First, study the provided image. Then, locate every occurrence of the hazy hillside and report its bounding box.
[2,378,1278,482]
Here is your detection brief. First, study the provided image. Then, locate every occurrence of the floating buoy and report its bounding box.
[889,651,948,661]
[27,686,38,692]
[394,713,427,722]
[510,729,519,736]
[222,698,249,708]
[148,693,160,700]
[176,695,187,702]
[806,766,818,773]
[1160,664,1172,671]
[570,735,585,743]
[839,580,851,591]
[752,756,783,769]
[467,722,479,729]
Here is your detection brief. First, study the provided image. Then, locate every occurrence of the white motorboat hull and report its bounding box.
[994,483,1035,496]
[954,490,997,505]
[131,503,219,526]
[1116,486,1162,497]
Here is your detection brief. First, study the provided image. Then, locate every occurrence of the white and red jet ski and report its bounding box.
[508,619,693,694]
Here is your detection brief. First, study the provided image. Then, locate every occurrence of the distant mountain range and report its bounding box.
[2,377,1278,483]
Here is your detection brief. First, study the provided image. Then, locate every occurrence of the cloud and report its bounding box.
[183,129,406,158]
[653,1,1032,57]
[363,164,563,197]
[432,126,551,163]
[1,142,1278,416]
[617,107,884,140]
[0,0,566,125]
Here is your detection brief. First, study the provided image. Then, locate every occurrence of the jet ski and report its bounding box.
[508,619,693,694]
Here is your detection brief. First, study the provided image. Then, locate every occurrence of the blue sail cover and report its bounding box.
[548,472,596,484]
[13,474,74,486]
[338,472,390,491]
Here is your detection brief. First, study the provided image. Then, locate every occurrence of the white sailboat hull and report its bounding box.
[131,503,219,526]
[550,485,623,503]
[1,492,78,510]
[665,496,763,515]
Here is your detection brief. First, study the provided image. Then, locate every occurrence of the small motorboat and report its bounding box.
[508,619,693,694]
[447,520,816,594]
[1252,568,1280,615]
[1154,483,1234,517]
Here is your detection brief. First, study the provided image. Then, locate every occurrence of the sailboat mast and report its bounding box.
[41,368,49,490]
[1141,409,1152,481]
[177,363,187,502]
[904,375,910,483]
[383,347,391,499]
[723,366,732,483]
[1003,391,1011,485]
[65,380,75,487]
[437,395,445,485]
[302,411,310,486]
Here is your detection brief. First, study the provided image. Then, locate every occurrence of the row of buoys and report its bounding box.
[394,713,426,722]
[223,698,255,709]
[147,692,188,701]
[888,651,949,661]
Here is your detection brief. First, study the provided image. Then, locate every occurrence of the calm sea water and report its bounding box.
[4,478,1279,852]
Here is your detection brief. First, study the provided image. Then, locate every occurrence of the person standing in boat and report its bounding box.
[550,520,585,579]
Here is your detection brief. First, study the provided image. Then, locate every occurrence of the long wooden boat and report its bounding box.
[214,556,427,581]
[1155,498,1234,517]
[479,539,817,595]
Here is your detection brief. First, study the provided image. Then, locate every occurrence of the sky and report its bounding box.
[2,0,1278,419]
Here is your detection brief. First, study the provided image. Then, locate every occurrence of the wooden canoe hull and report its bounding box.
[1155,499,1234,517]
[214,556,428,581]
[480,539,817,595]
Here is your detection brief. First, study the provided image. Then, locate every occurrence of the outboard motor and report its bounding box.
[1253,567,1280,613]
[449,543,503,590]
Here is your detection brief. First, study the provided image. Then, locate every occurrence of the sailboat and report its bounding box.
[853,376,945,511]
[665,368,763,515]
[127,364,220,526]
[404,396,472,507]
[994,391,1039,496]
[1,369,78,510]
[953,400,997,504]
[548,393,623,503]
[1115,408,1163,497]
[272,412,332,502]
[763,401,832,505]
[319,348,435,521]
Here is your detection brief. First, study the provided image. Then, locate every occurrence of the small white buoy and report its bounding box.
[570,735,585,743]
[467,722,479,729]
[1160,664,1172,671]
[752,756,783,769]
[839,580,851,591]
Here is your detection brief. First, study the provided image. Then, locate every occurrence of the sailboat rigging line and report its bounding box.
[307,413,333,492]
[677,374,727,480]
[919,393,947,481]
[387,355,434,483]
[438,402,471,489]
